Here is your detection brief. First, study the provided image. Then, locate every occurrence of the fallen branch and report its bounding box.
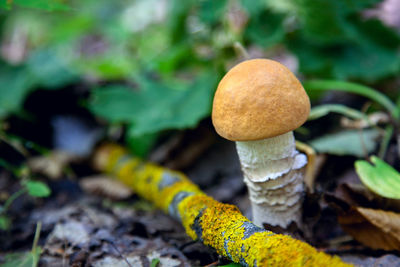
[94,143,351,267]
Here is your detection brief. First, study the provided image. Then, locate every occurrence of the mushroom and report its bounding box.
[212,59,310,229]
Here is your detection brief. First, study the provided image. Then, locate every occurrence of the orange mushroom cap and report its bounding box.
[212,59,310,141]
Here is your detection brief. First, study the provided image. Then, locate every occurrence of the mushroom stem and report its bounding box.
[235,132,307,228]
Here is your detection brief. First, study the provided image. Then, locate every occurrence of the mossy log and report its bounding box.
[94,143,351,267]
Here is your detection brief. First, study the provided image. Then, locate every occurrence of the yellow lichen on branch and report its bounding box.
[94,143,352,267]
[178,195,348,266]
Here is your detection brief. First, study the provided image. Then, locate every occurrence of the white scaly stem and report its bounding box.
[236,132,307,228]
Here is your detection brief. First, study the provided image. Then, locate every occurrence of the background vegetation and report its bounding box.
[1,0,399,155]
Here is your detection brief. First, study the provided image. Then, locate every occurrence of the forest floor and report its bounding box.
[1,89,400,267]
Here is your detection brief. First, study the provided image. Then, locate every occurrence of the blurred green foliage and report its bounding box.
[0,156,51,230]
[0,0,70,11]
[89,72,217,136]
[0,222,42,266]
[0,0,399,155]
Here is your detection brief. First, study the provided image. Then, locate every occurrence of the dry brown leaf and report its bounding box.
[80,175,133,200]
[295,141,326,193]
[27,150,76,179]
[326,181,400,213]
[338,207,400,250]
[343,183,400,212]
[341,112,389,129]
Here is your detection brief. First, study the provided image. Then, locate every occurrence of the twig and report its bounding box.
[378,125,393,159]
[233,42,249,60]
[108,241,133,267]
[32,221,42,251]
[1,188,26,214]
[204,260,219,267]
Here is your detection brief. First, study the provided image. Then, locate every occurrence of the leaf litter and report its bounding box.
[3,129,400,266]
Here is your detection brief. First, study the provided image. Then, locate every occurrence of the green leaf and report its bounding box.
[150,258,160,267]
[156,44,193,73]
[0,49,79,119]
[330,44,400,82]
[168,0,194,43]
[293,0,349,43]
[309,129,380,157]
[289,35,400,81]
[78,56,136,80]
[240,0,266,16]
[198,0,227,24]
[355,156,400,199]
[25,180,51,198]
[245,11,285,48]
[0,215,11,231]
[270,0,380,43]
[336,0,382,12]
[0,249,41,267]
[126,129,158,157]
[348,18,400,50]
[89,71,218,136]
[0,252,33,267]
[26,49,78,88]
[48,16,94,43]
[281,0,400,81]
[135,27,170,67]
[3,0,71,11]
[0,64,36,119]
